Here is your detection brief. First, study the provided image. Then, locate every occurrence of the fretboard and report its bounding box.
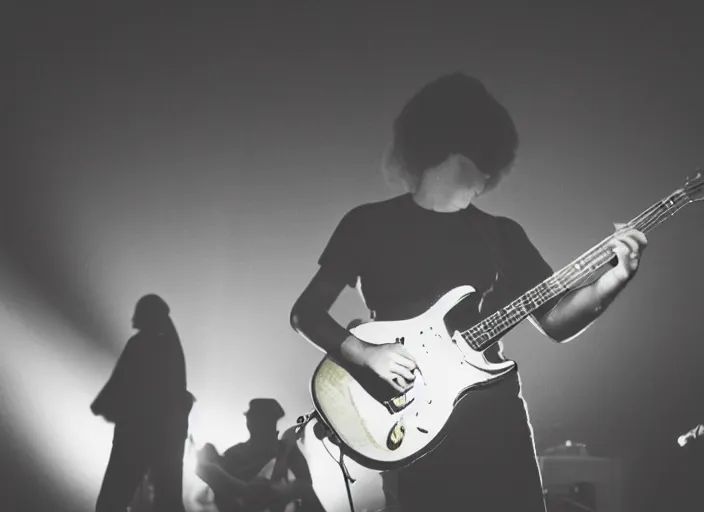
[461,188,691,351]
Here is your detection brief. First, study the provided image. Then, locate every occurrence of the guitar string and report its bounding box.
[461,187,694,349]
[494,194,688,333]
[473,192,689,342]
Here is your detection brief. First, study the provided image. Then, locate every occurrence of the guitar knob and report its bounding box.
[386,421,406,450]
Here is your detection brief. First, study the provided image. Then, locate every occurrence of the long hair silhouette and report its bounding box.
[93,293,193,512]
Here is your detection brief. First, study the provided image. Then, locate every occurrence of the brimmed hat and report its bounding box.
[244,398,285,421]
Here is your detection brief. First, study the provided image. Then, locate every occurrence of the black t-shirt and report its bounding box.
[318,193,554,362]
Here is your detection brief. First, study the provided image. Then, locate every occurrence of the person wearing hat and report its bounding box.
[195,398,325,511]
[222,399,287,483]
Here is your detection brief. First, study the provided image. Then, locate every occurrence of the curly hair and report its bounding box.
[383,72,519,192]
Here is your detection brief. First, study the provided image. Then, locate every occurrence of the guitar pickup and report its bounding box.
[383,394,415,414]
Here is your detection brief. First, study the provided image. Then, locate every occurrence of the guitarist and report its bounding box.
[195,399,325,512]
[290,72,647,512]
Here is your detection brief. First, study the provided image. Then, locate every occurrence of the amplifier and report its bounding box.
[539,456,623,512]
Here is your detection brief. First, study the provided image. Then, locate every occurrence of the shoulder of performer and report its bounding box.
[222,442,247,459]
[338,194,408,220]
[125,332,142,345]
[126,331,152,348]
[495,215,529,238]
[324,195,410,245]
[116,333,145,362]
[468,205,525,235]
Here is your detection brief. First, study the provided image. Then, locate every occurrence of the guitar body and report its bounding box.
[310,285,516,471]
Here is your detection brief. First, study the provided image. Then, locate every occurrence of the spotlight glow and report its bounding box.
[0,282,116,509]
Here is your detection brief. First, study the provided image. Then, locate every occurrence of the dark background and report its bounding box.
[3,4,703,511]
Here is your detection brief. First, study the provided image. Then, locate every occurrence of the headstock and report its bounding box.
[683,170,704,203]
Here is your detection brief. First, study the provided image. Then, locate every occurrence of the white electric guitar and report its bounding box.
[310,172,704,471]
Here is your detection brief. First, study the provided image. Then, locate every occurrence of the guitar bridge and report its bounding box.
[383,393,414,414]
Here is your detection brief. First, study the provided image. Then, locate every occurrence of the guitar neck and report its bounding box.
[462,187,692,351]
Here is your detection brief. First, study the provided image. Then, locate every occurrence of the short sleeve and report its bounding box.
[499,218,553,290]
[317,206,368,287]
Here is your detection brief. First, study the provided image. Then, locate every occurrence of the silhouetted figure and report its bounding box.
[91,294,195,512]
[196,398,325,512]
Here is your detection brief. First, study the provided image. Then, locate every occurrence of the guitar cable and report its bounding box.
[297,412,358,512]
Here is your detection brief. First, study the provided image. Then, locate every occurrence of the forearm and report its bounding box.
[541,276,626,343]
[197,462,251,498]
[290,304,365,365]
[198,462,242,488]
